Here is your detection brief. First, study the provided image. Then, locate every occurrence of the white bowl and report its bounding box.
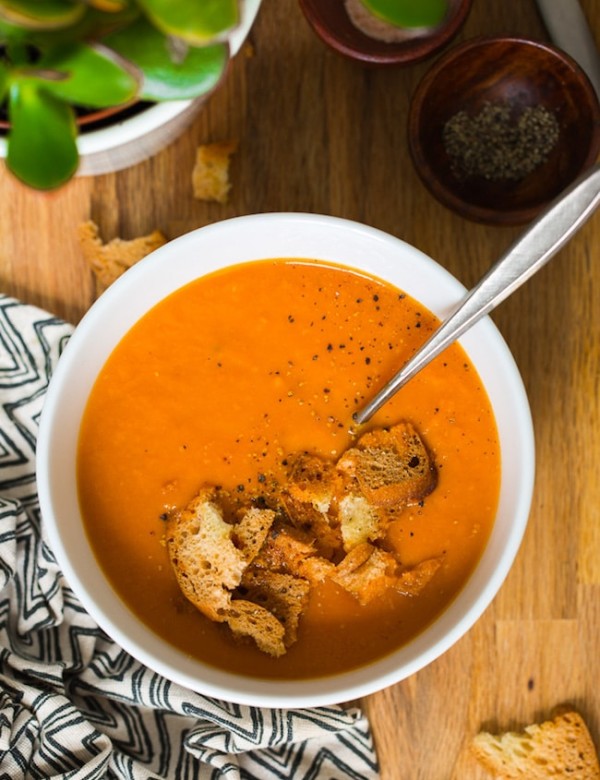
[36,213,535,708]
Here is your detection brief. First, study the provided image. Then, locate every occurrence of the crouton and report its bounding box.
[166,490,275,621]
[192,140,238,203]
[225,599,287,658]
[338,493,383,551]
[332,544,443,604]
[471,709,600,779]
[249,523,330,581]
[281,452,343,557]
[78,220,167,290]
[331,542,400,605]
[337,421,437,507]
[251,523,314,571]
[239,568,310,646]
[285,452,338,512]
[296,555,337,584]
[395,556,443,597]
[231,505,277,564]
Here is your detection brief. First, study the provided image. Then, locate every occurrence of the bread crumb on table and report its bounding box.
[192,140,238,204]
[471,709,600,779]
[78,220,167,290]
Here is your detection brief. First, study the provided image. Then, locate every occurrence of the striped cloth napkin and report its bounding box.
[0,295,380,780]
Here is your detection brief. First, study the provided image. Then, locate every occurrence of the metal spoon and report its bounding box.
[353,162,600,425]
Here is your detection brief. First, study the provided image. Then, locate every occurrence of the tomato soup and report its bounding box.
[77,259,500,679]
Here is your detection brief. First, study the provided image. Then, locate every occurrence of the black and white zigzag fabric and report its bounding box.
[0,295,380,780]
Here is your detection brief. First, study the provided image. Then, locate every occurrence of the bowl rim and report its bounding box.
[298,0,473,66]
[408,34,600,225]
[36,212,535,707]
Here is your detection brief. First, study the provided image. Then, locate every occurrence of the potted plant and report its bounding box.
[0,0,261,189]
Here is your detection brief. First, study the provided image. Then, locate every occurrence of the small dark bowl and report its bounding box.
[298,0,472,67]
[408,36,600,225]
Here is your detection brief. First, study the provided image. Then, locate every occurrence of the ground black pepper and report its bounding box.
[442,101,560,181]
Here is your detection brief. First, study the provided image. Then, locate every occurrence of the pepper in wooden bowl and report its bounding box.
[408,36,600,224]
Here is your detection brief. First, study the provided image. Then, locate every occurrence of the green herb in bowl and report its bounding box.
[361,0,448,28]
[345,0,448,42]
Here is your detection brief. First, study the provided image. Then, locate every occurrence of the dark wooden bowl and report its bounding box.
[408,36,600,224]
[298,0,472,67]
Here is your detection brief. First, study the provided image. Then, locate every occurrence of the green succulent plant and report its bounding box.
[359,0,448,29]
[0,0,242,189]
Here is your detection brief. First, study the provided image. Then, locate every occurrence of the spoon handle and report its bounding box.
[354,162,600,425]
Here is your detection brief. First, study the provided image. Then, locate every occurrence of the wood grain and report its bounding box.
[1,1,599,777]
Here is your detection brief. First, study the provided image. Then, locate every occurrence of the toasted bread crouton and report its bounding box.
[296,555,337,584]
[231,506,276,564]
[78,220,167,290]
[281,453,343,557]
[395,556,443,597]
[338,493,383,552]
[166,491,276,622]
[471,709,600,779]
[192,140,238,203]
[337,422,437,508]
[332,542,400,605]
[239,568,310,646]
[247,521,336,585]
[225,599,287,657]
[251,523,316,573]
[285,452,338,512]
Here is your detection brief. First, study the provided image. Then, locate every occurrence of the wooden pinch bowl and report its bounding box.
[408,36,600,225]
[298,0,472,67]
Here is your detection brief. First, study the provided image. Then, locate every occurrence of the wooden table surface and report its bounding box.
[1,1,598,777]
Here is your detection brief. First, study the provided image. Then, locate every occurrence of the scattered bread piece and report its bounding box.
[78,220,167,289]
[337,421,437,507]
[192,140,238,203]
[165,489,275,621]
[471,709,600,779]
[225,599,287,657]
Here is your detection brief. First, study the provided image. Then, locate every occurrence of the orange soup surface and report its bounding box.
[77,259,500,680]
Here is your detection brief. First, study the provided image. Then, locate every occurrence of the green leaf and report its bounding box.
[359,0,448,28]
[0,0,85,30]
[34,42,140,108]
[4,38,31,65]
[6,80,78,189]
[135,0,239,45]
[105,16,227,100]
[0,5,140,47]
[0,61,7,101]
[0,17,31,42]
